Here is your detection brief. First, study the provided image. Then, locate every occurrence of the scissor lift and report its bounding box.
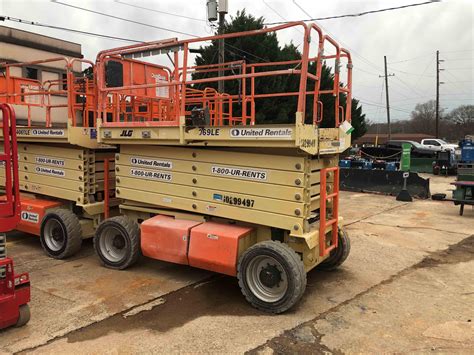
[0,58,117,259]
[94,22,353,313]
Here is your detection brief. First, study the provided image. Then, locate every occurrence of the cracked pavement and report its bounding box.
[1,176,473,354]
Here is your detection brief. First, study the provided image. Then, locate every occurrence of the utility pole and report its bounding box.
[217,0,228,93]
[207,0,228,93]
[379,56,395,141]
[435,50,444,138]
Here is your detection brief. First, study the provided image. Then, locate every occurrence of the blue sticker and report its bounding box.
[213,193,223,201]
[90,128,97,139]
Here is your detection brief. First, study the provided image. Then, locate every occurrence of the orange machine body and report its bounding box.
[140,215,201,264]
[16,197,63,236]
[140,216,253,276]
[188,222,253,276]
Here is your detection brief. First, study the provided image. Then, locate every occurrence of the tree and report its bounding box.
[409,100,443,135]
[192,10,367,139]
[446,105,474,125]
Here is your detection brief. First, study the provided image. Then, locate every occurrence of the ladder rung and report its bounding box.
[326,192,338,199]
[325,218,337,227]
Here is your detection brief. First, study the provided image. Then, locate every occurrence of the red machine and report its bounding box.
[0,103,31,329]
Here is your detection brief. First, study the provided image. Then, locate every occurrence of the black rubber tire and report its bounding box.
[237,240,306,314]
[318,228,351,271]
[94,216,140,270]
[40,208,82,259]
[15,304,31,327]
[432,193,447,201]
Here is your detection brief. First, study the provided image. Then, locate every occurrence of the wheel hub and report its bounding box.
[259,263,282,288]
[52,227,64,242]
[112,235,125,249]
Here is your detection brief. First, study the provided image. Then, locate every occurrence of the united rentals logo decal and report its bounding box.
[16,129,65,136]
[130,157,173,170]
[35,166,66,177]
[230,127,292,139]
[21,211,39,224]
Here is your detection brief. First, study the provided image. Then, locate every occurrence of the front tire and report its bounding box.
[15,304,31,327]
[94,216,140,270]
[40,208,82,259]
[318,228,351,271]
[237,241,306,314]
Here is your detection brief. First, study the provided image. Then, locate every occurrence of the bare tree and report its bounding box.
[409,100,443,135]
[445,105,474,125]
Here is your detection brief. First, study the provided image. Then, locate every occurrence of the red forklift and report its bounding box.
[0,103,31,329]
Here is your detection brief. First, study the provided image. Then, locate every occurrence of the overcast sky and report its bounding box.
[1,0,473,123]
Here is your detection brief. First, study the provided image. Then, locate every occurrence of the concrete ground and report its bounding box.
[1,175,473,354]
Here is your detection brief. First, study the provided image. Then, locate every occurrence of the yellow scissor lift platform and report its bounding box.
[0,57,118,259]
[92,22,354,313]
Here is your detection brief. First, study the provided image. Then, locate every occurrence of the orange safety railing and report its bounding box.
[0,22,352,130]
[0,58,98,128]
[95,21,352,129]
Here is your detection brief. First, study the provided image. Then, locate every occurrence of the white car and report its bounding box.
[420,139,459,152]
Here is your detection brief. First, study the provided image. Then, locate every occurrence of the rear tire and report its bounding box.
[40,208,82,259]
[237,241,306,314]
[15,304,30,327]
[94,216,140,270]
[318,228,351,271]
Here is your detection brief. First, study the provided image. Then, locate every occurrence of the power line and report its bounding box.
[51,0,277,65]
[388,67,435,77]
[388,53,433,64]
[264,1,440,25]
[442,67,473,70]
[358,100,412,114]
[442,49,474,54]
[114,0,206,22]
[0,15,144,43]
[291,0,385,72]
[353,67,380,76]
[262,0,305,43]
[50,0,198,38]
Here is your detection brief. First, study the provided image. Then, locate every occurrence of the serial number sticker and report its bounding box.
[130,157,173,170]
[35,156,65,167]
[220,195,255,208]
[21,211,39,224]
[230,127,292,139]
[35,166,65,177]
[130,168,172,181]
[211,165,267,181]
[198,127,221,136]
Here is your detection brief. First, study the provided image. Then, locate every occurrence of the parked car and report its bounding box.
[420,138,458,152]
